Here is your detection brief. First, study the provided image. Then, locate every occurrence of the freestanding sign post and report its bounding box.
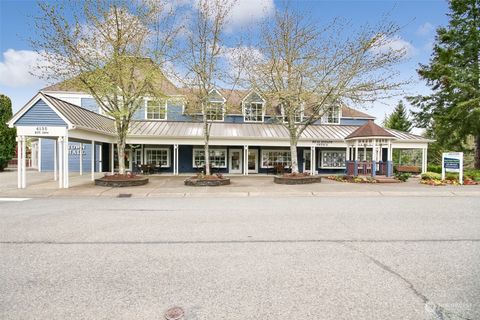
[442,152,463,184]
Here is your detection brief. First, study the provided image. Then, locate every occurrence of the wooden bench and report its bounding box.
[395,165,421,174]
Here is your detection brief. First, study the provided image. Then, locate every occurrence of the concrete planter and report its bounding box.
[184,177,231,186]
[95,176,149,187]
[274,175,322,185]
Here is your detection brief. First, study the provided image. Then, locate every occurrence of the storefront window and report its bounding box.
[193,148,227,168]
[320,150,346,168]
[261,150,291,168]
[145,148,169,166]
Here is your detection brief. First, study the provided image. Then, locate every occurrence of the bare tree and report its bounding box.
[173,0,241,176]
[31,0,179,174]
[246,8,408,173]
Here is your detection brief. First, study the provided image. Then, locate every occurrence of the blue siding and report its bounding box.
[16,99,67,126]
[41,139,101,172]
[80,98,99,113]
[340,118,369,126]
[167,103,192,121]
[224,115,244,123]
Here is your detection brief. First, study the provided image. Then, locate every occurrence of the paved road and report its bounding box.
[1,196,479,320]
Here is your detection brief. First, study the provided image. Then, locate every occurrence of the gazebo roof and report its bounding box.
[345,120,395,140]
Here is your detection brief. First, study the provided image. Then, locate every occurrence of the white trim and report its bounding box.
[192,147,227,168]
[240,89,266,104]
[247,149,258,173]
[260,149,292,168]
[320,149,346,169]
[144,147,171,167]
[229,148,243,174]
[8,93,73,129]
[208,88,227,103]
[243,101,265,123]
[144,97,168,121]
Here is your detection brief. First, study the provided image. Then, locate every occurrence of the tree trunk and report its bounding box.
[117,138,126,175]
[475,134,480,170]
[203,114,211,176]
[289,137,299,174]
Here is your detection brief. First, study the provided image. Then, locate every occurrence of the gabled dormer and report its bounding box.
[242,90,266,123]
[205,88,226,121]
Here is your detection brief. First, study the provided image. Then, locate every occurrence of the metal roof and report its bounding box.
[128,121,430,142]
[42,94,116,134]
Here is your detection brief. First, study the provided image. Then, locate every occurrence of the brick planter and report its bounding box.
[95,176,149,187]
[273,175,322,185]
[184,177,231,186]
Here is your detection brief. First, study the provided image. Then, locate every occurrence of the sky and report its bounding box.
[0,0,450,129]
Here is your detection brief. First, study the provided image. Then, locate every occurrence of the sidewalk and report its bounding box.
[1,169,479,198]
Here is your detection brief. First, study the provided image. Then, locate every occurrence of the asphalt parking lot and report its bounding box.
[1,195,479,320]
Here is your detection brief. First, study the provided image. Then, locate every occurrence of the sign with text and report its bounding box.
[312,140,333,147]
[442,152,463,184]
[17,126,67,137]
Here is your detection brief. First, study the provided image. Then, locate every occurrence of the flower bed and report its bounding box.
[326,175,377,183]
[184,173,230,186]
[95,173,149,187]
[273,173,322,185]
[420,171,478,186]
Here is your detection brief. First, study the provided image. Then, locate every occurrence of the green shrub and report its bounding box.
[394,172,411,182]
[421,172,442,180]
[464,169,480,181]
[427,164,442,173]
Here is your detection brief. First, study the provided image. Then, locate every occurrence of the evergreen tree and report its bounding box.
[384,100,412,132]
[408,0,480,168]
[0,94,16,171]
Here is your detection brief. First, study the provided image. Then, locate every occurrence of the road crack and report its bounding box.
[343,243,473,320]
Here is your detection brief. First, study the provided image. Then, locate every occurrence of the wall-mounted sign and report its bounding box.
[442,152,463,184]
[312,140,333,147]
[68,144,86,156]
[17,126,67,137]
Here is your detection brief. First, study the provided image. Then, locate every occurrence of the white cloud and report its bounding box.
[416,22,435,37]
[371,35,417,59]
[0,49,48,88]
[227,0,274,27]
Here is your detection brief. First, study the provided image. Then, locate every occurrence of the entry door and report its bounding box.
[303,150,311,172]
[248,149,258,173]
[229,149,242,173]
[125,150,133,171]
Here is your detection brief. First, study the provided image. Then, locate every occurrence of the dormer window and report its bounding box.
[146,98,167,120]
[244,102,264,122]
[321,105,340,124]
[280,104,304,123]
[205,102,224,121]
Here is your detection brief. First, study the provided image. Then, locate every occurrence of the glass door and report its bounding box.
[229,149,242,173]
[303,150,311,173]
[248,149,258,173]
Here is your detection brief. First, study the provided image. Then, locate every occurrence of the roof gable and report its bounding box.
[345,120,395,139]
[12,96,68,127]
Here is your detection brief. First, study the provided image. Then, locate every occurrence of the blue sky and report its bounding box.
[0,0,449,127]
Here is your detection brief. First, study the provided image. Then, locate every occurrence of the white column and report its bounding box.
[38,138,42,172]
[421,148,427,173]
[64,135,69,188]
[53,139,57,181]
[372,139,376,162]
[16,136,21,189]
[58,137,63,188]
[387,140,392,161]
[345,145,350,161]
[91,140,95,181]
[79,142,83,176]
[21,136,26,188]
[310,146,316,175]
[111,144,114,174]
[173,144,178,175]
[355,140,359,161]
[363,144,367,161]
[243,145,248,175]
[176,145,179,175]
[99,144,103,173]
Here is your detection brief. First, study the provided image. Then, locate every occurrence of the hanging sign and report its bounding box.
[442,152,463,184]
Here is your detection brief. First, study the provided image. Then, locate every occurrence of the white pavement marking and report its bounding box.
[0,198,31,202]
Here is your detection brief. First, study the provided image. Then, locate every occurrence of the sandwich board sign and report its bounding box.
[442,152,463,184]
